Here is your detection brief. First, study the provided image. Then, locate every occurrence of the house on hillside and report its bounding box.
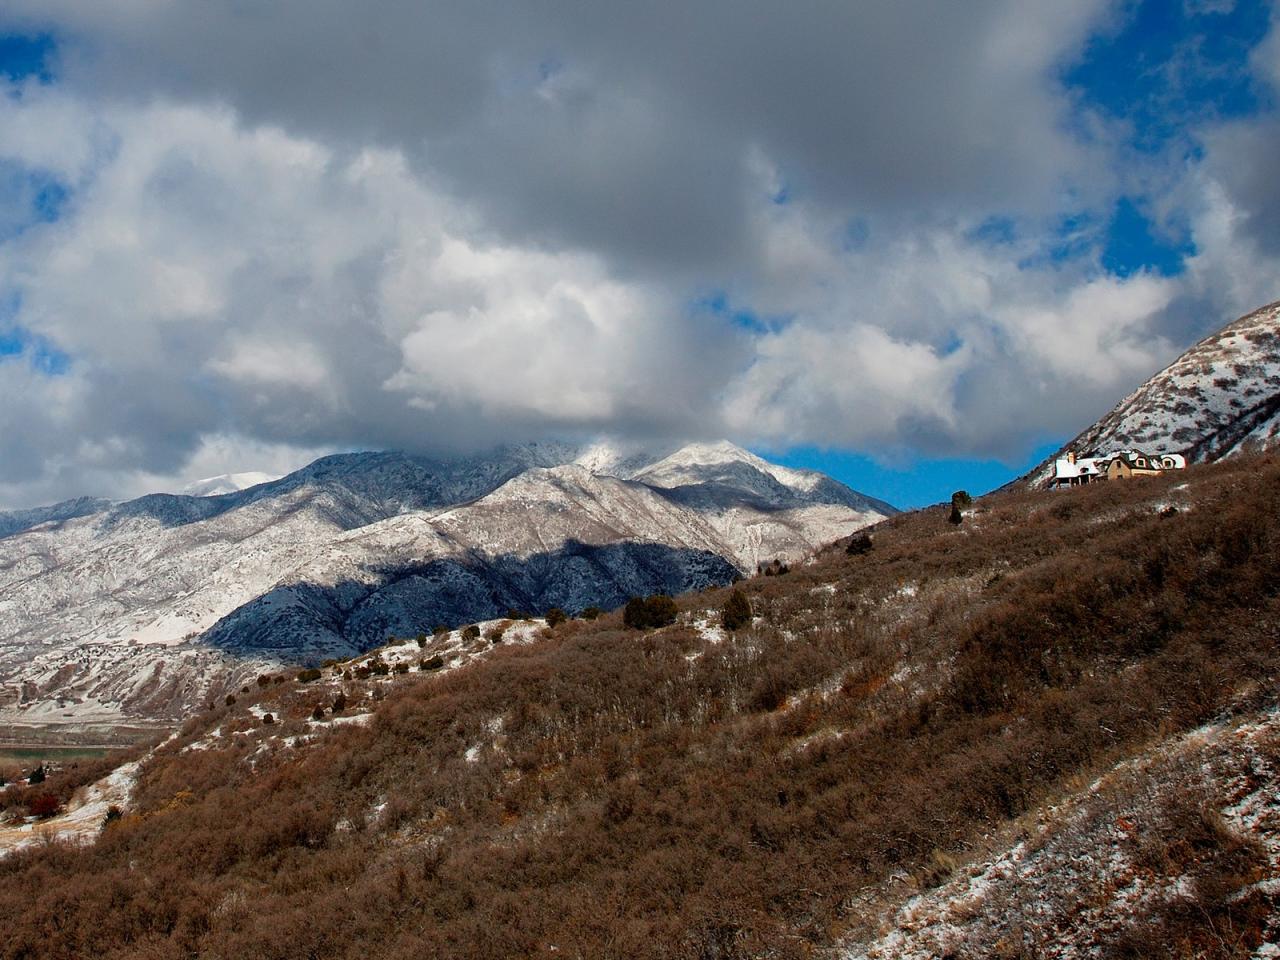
[1052,451,1106,487]
[1053,449,1185,488]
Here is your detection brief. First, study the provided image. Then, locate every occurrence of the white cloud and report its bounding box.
[0,1,1277,507]
[0,96,742,505]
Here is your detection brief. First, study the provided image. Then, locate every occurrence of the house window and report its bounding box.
[1135,458,1145,467]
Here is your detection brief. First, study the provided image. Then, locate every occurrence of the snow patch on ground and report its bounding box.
[843,706,1280,959]
[0,759,141,858]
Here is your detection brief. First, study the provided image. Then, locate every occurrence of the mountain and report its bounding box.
[4,453,1275,957]
[1028,298,1280,485]
[0,441,893,742]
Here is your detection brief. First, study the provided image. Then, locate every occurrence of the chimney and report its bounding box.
[1067,451,1076,464]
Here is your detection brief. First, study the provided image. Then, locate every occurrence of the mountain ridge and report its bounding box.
[0,439,893,741]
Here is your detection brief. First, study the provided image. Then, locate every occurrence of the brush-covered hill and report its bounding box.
[1027,298,1280,486]
[2,454,1277,959]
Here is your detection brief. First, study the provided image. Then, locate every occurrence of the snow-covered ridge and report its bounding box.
[177,472,280,498]
[632,440,896,514]
[0,440,895,740]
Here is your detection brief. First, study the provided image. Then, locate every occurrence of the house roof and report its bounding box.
[1053,456,1105,479]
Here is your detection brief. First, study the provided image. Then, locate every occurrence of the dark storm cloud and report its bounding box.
[6,1,1109,272]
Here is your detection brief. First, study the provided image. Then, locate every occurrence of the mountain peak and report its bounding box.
[631,439,897,515]
[177,472,280,498]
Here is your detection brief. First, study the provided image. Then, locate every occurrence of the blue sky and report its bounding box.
[763,443,1065,510]
[0,1,1278,509]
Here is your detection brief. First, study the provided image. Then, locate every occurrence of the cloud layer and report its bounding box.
[0,1,1277,506]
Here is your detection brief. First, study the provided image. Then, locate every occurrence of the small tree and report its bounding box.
[624,597,647,629]
[262,713,274,725]
[545,607,567,628]
[421,655,445,671]
[311,704,326,721]
[624,595,678,630]
[721,590,752,631]
[846,532,874,556]
[296,667,322,683]
[332,691,347,713]
[416,633,428,648]
[29,793,59,819]
[224,694,237,707]
[462,624,481,641]
[27,765,45,785]
[580,606,602,621]
[393,662,410,675]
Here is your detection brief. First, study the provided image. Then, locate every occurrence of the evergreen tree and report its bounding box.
[721,589,752,631]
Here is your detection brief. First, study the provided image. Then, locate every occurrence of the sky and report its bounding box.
[0,2,1278,510]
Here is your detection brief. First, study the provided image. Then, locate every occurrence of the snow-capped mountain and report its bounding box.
[1029,298,1280,485]
[630,440,894,510]
[176,472,280,498]
[0,441,893,741]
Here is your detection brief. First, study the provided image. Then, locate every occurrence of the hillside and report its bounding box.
[0,441,891,742]
[2,454,1277,958]
[1027,298,1280,485]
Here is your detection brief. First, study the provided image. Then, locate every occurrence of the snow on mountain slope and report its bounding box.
[199,465,743,656]
[0,497,114,541]
[633,440,896,512]
[1028,298,1280,485]
[176,472,279,497]
[0,441,892,740]
[571,439,665,479]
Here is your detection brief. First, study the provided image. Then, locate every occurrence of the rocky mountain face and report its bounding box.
[0,441,892,741]
[1028,298,1280,485]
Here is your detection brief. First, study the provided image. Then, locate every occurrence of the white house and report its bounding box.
[1052,451,1107,487]
[1053,449,1186,487]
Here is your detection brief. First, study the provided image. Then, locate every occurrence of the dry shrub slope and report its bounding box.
[1,457,1279,959]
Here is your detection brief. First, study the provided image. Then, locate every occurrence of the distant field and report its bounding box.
[0,745,110,764]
